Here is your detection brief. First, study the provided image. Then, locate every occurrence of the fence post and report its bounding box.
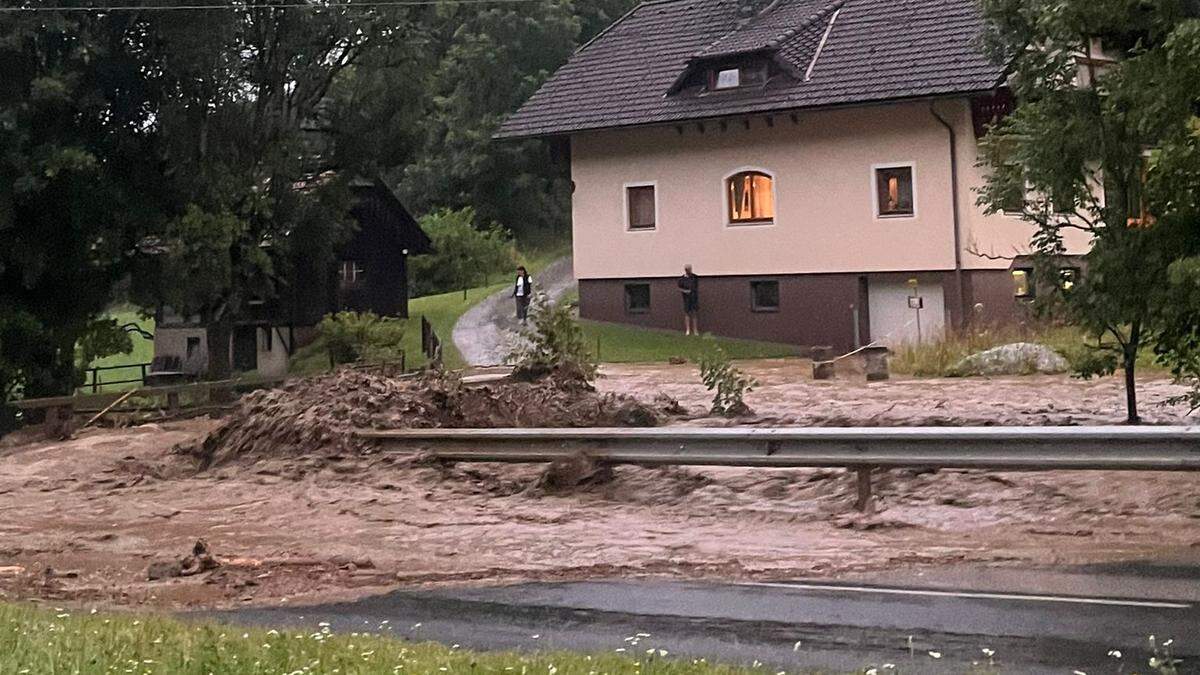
[91,368,99,394]
[140,363,148,385]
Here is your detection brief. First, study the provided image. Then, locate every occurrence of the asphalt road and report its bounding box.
[214,566,1200,673]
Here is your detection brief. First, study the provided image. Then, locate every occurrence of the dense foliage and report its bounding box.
[408,207,517,296]
[1,0,629,418]
[977,0,1200,422]
[318,311,407,366]
[509,296,599,384]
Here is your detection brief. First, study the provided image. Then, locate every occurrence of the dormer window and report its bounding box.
[714,68,740,89]
[706,63,767,91]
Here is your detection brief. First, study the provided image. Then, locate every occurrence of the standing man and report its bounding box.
[677,264,699,335]
[512,265,533,324]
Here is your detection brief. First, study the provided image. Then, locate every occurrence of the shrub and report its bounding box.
[697,338,757,416]
[408,207,516,297]
[318,311,406,367]
[508,295,598,385]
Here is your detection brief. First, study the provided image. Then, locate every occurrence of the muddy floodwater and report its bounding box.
[1,361,1197,611]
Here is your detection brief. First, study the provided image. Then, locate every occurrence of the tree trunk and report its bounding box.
[1123,321,1142,425]
[205,316,233,382]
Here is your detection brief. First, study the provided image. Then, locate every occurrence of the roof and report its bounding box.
[496,0,1005,139]
[348,180,433,256]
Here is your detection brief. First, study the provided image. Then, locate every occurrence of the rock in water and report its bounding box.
[950,342,1069,376]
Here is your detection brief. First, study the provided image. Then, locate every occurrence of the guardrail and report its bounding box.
[356,426,1200,511]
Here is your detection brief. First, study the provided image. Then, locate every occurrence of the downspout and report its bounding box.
[929,102,966,331]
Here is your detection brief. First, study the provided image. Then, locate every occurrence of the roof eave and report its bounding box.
[494,84,1007,141]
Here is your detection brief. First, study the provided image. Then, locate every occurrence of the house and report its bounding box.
[152,179,433,377]
[497,0,1092,351]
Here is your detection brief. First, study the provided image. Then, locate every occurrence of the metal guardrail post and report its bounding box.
[855,466,873,513]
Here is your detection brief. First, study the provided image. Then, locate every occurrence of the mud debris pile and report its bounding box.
[186,369,659,469]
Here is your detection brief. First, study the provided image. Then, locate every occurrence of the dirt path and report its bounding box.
[452,257,575,366]
[1,365,1198,612]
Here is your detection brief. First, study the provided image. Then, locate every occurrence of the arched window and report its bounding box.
[726,170,775,224]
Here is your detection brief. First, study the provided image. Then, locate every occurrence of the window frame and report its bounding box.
[1012,267,1035,299]
[723,167,777,227]
[339,260,365,288]
[706,63,767,92]
[623,181,658,231]
[749,279,780,313]
[623,283,651,314]
[871,161,918,220]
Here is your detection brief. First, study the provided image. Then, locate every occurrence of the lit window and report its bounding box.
[1012,268,1034,298]
[875,165,914,217]
[750,280,779,312]
[339,260,364,288]
[1059,267,1079,291]
[727,171,774,224]
[624,283,650,313]
[626,185,656,230]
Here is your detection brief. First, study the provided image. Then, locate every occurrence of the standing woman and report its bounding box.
[512,265,533,323]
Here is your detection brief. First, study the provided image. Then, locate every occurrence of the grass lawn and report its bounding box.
[0,602,774,675]
[889,323,1169,377]
[582,320,799,363]
[290,242,571,375]
[82,306,157,392]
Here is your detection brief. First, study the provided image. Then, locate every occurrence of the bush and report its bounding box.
[508,295,598,385]
[318,311,406,367]
[697,338,757,416]
[408,207,516,297]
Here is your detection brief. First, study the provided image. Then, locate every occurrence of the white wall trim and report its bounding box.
[870,161,918,220]
[722,166,778,228]
[622,180,659,232]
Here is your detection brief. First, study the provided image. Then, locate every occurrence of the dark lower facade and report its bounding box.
[579,268,1052,353]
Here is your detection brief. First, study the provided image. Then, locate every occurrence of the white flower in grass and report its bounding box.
[928,651,942,659]
[1107,650,1122,659]
[793,640,802,652]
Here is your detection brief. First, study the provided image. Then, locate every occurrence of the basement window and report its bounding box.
[750,280,780,312]
[1012,268,1035,299]
[624,283,651,313]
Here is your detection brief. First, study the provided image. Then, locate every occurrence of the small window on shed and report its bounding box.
[624,283,651,313]
[750,280,780,312]
[626,185,656,230]
[339,260,364,288]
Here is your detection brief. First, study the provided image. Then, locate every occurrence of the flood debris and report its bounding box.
[184,369,661,470]
[146,539,220,581]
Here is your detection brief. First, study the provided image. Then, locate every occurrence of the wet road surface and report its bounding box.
[212,562,1200,673]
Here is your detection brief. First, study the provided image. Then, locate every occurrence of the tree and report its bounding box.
[1,8,165,415]
[130,2,409,380]
[408,207,516,296]
[977,0,1200,423]
[327,0,638,239]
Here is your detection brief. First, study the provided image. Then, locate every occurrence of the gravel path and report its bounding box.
[452,256,576,366]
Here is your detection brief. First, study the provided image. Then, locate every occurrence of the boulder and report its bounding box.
[950,342,1068,376]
